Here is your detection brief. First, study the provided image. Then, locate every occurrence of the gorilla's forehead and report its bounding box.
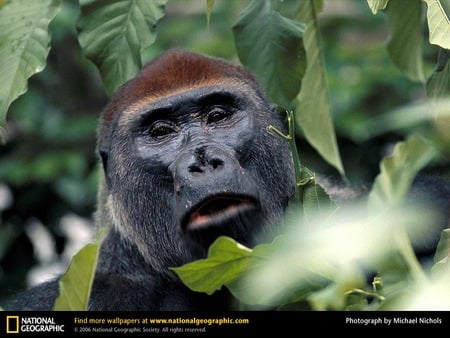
[101,50,260,129]
[119,82,255,123]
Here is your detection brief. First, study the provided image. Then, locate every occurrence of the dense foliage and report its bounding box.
[0,0,449,310]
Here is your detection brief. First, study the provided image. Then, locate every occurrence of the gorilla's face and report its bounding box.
[99,51,296,274]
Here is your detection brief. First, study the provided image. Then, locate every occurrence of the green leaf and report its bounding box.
[0,0,61,131]
[53,242,101,310]
[385,0,425,82]
[433,229,450,263]
[294,0,344,175]
[233,0,306,108]
[368,135,438,209]
[299,167,337,221]
[171,236,258,296]
[422,0,450,49]
[427,49,450,99]
[77,0,167,96]
[367,0,389,14]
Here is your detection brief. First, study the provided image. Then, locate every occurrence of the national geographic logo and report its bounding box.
[5,316,65,334]
[6,316,19,334]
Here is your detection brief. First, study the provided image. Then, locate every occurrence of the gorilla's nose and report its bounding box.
[172,146,260,239]
[177,146,230,182]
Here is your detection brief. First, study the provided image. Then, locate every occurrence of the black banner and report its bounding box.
[0,311,449,336]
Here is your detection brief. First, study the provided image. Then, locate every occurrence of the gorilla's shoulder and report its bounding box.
[4,279,59,311]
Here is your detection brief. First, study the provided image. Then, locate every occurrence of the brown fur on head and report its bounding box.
[98,50,265,150]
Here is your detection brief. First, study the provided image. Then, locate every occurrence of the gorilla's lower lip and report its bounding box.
[183,195,258,231]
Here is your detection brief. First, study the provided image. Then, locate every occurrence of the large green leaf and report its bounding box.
[233,0,306,108]
[172,235,314,307]
[385,0,425,82]
[368,135,438,209]
[171,236,259,296]
[53,242,101,310]
[77,0,167,96]
[0,0,61,131]
[294,0,344,175]
[423,0,450,49]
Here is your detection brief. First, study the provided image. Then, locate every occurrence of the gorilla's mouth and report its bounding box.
[183,195,258,231]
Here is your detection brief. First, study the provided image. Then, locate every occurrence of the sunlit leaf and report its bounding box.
[0,0,61,132]
[401,282,450,310]
[368,135,438,209]
[367,0,389,14]
[77,0,167,96]
[423,0,450,49]
[53,242,101,310]
[433,229,450,265]
[240,204,435,308]
[233,0,306,108]
[294,0,344,175]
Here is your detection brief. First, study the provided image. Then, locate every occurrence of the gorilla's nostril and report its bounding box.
[188,164,203,174]
[209,158,224,170]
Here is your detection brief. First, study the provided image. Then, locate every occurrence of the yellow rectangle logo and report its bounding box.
[6,316,19,334]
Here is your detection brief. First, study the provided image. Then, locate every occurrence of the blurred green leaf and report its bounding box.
[385,0,425,82]
[367,0,389,14]
[307,266,366,310]
[206,0,215,28]
[173,234,328,307]
[77,0,167,96]
[349,99,450,141]
[433,229,450,266]
[53,242,101,310]
[294,0,344,175]
[233,0,306,108]
[423,0,450,49]
[368,135,438,208]
[0,0,61,132]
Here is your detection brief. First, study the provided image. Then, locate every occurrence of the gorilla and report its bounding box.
[6,50,296,310]
[5,50,450,311]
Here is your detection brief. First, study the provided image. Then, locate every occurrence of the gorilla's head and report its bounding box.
[97,50,296,274]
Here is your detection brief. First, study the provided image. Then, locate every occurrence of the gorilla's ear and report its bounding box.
[99,148,111,188]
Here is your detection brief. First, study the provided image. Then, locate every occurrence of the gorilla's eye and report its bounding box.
[148,121,178,139]
[206,108,233,125]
